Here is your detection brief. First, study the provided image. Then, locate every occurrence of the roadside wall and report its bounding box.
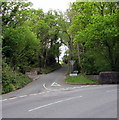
[85,75,99,81]
[85,71,119,84]
[99,71,119,84]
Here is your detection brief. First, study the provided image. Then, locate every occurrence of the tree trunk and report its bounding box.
[67,41,72,74]
[77,42,81,66]
[67,36,74,74]
[105,40,115,71]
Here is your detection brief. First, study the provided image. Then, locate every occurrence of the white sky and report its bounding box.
[28,0,76,13]
[59,44,68,60]
[28,0,73,60]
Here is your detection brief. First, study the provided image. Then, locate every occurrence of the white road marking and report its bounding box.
[2,85,91,102]
[43,83,51,90]
[29,94,37,96]
[63,88,69,90]
[9,97,17,100]
[69,87,77,90]
[28,96,82,112]
[92,85,97,86]
[38,92,45,95]
[19,95,27,98]
[2,99,7,101]
[51,82,61,87]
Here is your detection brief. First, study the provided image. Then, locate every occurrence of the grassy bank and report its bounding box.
[65,75,100,84]
[2,63,32,94]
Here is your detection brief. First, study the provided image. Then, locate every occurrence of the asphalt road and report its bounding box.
[1,66,118,118]
[2,66,70,99]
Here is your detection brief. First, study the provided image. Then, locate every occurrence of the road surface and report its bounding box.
[1,66,118,118]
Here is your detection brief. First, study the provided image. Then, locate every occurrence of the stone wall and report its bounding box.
[85,71,119,84]
[85,75,99,81]
[99,71,119,84]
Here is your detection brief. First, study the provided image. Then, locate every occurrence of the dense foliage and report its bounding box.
[2,1,64,93]
[2,61,32,94]
[2,1,119,93]
[66,2,119,74]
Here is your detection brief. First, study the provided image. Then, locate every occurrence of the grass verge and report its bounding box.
[65,75,100,84]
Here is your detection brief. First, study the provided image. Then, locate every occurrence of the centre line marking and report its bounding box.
[28,96,82,112]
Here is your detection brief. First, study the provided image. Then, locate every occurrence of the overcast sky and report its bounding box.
[28,0,75,60]
[28,0,76,13]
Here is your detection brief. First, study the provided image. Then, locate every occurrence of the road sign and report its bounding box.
[73,70,79,74]
[70,60,75,73]
[70,60,75,65]
[70,73,77,76]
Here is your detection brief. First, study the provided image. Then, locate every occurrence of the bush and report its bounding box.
[41,63,61,74]
[80,53,99,75]
[2,62,32,94]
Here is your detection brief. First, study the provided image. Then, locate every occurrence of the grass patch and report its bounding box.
[65,75,100,84]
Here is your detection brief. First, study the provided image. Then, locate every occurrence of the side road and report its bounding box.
[2,66,75,99]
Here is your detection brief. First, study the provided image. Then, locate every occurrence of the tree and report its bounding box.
[68,2,119,74]
[1,2,33,28]
[3,26,39,72]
